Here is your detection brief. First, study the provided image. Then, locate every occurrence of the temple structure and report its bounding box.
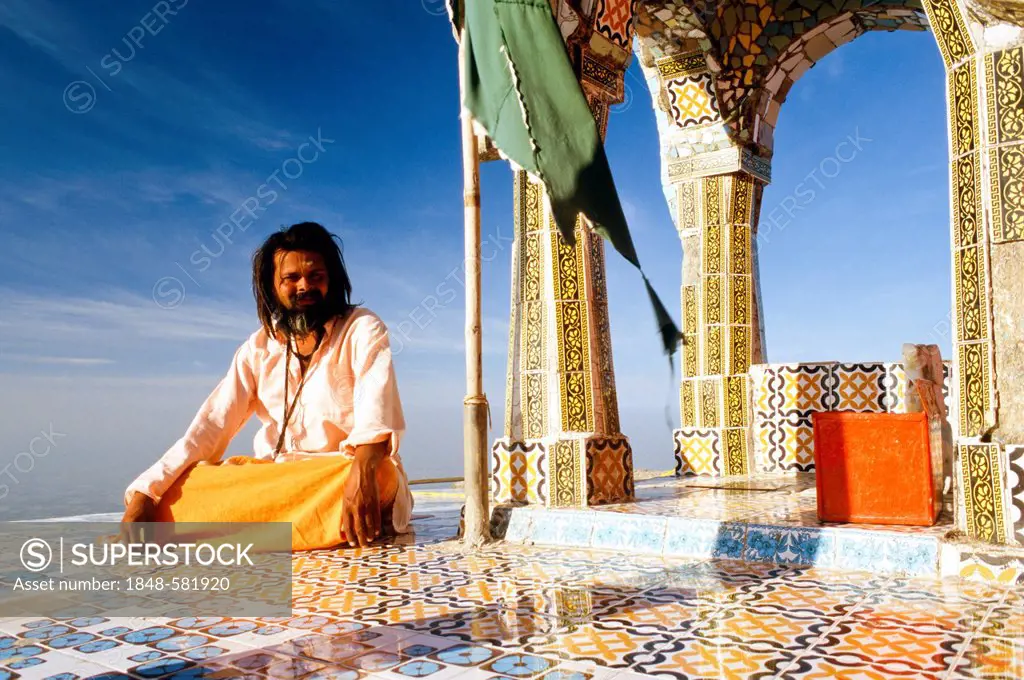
[488,0,1024,550]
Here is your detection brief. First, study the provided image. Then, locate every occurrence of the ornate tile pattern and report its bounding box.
[1008,445,1024,546]
[722,428,749,476]
[673,428,722,477]
[10,481,1020,680]
[679,377,697,427]
[751,361,954,474]
[503,157,632,508]
[593,0,634,51]
[681,285,698,379]
[518,174,547,442]
[665,73,721,129]
[987,47,1024,146]
[958,341,992,438]
[551,225,594,434]
[776,363,836,414]
[551,439,584,508]
[492,440,549,506]
[776,412,815,471]
[988,142,1024,244]
[921,0,975,69]
[698,377,723,429]
[960,549,1024,585]
[584,436,634,506]
[959,443,1010,544]
[833,362,886,413]
[586,233,619,437]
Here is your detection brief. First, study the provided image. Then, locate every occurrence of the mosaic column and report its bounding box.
[674,171,767,478]
[637,50,771,479]
[492,172,633,508]
[921,0,1024,544]
[491,2,637,509]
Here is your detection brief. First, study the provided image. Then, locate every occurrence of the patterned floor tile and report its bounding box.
[428,643,504,667]
[411,608,560,649]
[303,669,365,680]
[524,624,670,667]
[693,604,838,655]
[848,590,992,635]
[2,488,1020,680]
[808,617,968,676]
[263,633,373,663]
[636,636,796,679]
[953,635,1024,679]
[778,653,944,679]
[978,600,1024,640]
[373,658,470,680]
[264,654,328,679]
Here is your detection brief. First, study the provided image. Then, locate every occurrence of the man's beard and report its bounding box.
[277,291,329,338]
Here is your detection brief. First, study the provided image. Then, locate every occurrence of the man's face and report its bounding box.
[274,249,330,335]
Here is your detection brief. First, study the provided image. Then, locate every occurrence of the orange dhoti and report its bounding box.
[153,455,400,551]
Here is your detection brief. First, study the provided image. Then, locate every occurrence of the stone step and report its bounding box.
[496,505,948,578]
[482,475,1024,584]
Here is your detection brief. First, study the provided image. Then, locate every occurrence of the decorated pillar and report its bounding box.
[491,1,635,508]
[920,0,1024,545]
[637,49,772,478]
[674,170,767,477]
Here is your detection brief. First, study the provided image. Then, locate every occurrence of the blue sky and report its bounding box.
[0,1,950,518]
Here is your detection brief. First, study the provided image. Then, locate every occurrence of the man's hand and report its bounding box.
[341,443,388,548]
[116,492,156,544]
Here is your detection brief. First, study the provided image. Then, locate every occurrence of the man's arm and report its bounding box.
[339,313,406,546]
[124,341,258,508]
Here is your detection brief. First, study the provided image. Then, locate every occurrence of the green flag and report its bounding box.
[459,0,681,358]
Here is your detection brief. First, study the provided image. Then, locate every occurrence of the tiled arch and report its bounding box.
[632,0,1024,547]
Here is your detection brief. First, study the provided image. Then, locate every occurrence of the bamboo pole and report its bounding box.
[459,30,491,547]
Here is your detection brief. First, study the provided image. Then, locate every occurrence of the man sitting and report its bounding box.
[119,222,412,550]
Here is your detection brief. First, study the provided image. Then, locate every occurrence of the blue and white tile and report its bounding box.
[265,634,373,664]
[346,626,418,651]
[0,637,48,664]
[428,643,503,668]
[263,654,328,679]
[129,655,199,679]
[372,658,470,680]
[178,639,255,662]
[342,650,410,673]
[530,512,594,548]
[60,639,173,672]
[743,525,836,568]
[387,633,462,658]
[503,509,535,543]
[483,652,558,677]
[212,623,308,648]
[663,518,723,559]
[5,650,115,680]
[710,523,747,561]
[589,517,666,553]
[206,649,297,674]
[303,668,365,680]
[832,531,939,577]
[0,619,58,635]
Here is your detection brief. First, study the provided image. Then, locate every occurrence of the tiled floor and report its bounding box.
[1,494,1021,679]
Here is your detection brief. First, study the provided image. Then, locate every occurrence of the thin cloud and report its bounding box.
[0,0,303,155]
[0,354,115,366]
